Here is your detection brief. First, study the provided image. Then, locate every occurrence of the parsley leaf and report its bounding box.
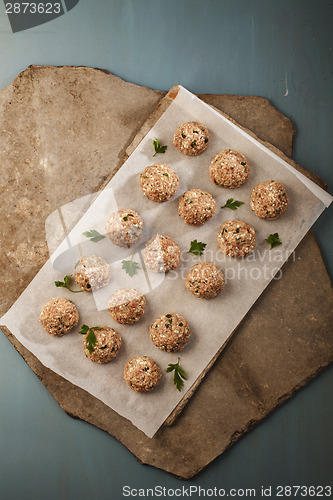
[188,239,207,256]
[123,213,134,222]
[122,253,140,277]
[153,138,167,157]
[122,259,140,277]
[265,233,282,249]
[79,324,89,335]
[82,229,105,242]
[166,357,187,392]
[221,198,244,210]
[79,324,102,354]
[54,275,83,293]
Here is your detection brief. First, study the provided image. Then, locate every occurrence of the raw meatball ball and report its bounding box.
[124,356,162,393]
[150,313,191,353]
[173,121,210,155]
[39,297,79,336]
[105,209,143,247]
[142,234,181,273]
[179,189,216,225]
[83,326,121,364]
[209,149,250,188]
[74,255,111,292]
[140,163,179,202]
[108,288,146,325]
[250,181,289,220]
[217,220,256,258]
[185,262,225,299]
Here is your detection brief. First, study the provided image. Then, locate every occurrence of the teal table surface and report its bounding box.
[0,1,332,499]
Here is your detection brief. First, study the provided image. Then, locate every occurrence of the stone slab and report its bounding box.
[122,85,328,427]
[0,66,332,479]
[0,65,163,315]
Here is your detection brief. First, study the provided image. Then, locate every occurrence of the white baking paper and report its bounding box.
[1,86,332,438]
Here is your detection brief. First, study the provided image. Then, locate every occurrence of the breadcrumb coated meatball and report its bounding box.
[74,255,111,292]
[108,288,146,324]
[250,181,289,220]
[83,326,121,363]
[185,262,225,299]
[150,313,191,352]
[209,149,250,188]
[105,209,143,247]
[142,234,181,273]
[39,297,79,336]
[217,220,256,258]
[124,356,162,393]
[173,121,209,155]
[140,164,179,202]
[179,189,216,225]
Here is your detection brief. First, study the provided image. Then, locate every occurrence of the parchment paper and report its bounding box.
[1,86,332,438]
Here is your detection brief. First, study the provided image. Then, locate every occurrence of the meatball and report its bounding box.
[124,356,162,393]
[74,255,111,292]
[140,163,179,202]
[217,220,256,258]
[108,288,146,325]
[173,121,210,155]
[209,149,250,188]
[39,297,79,336]
[250,181,289,220]
[105,209,143,247]
[142,234,181,273]
[83,326,121,364]
[185,262,225,299]
[179,189,216,225]
[150,313,191,353]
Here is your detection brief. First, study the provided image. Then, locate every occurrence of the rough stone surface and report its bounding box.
[3,231,332,479]
[0,65,163,315]
[198,94,296,158]
[0,66,332,479]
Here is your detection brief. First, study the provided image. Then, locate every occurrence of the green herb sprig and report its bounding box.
[166,357,187,392]
[54,275,83,293]
[265,233,282,249]
[79,324,102,354]
[153,138,167,157]
[221,198,244,210]
[122,253,140,277]
[123,213,134,222]
[82,229,105,242]
[188,239,207,256]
